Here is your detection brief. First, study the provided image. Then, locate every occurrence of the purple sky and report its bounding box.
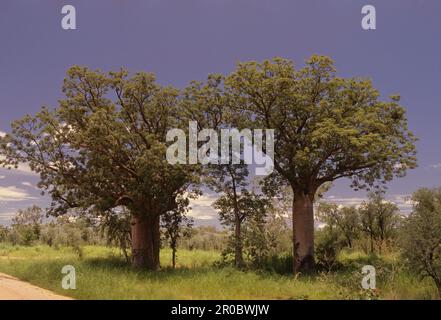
[1,0,441,224]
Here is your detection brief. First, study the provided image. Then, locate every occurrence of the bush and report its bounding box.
[315,228,343,272]
[0,226,9,242]
[9,206,43,246]
[262,253,293,274]
[400,188,441,298]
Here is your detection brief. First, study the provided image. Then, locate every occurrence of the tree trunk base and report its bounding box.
[131,214,160,270]
[292,191,316,274]
[296,254,315,274]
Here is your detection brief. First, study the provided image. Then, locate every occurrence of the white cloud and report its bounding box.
[188,212,216,220]
[430,163,441,170]
[190,194,217,207]
[0,131,5,138]
[188,194,218,220]
[0,212,16,222]
[389,194,414,212]
[0,175,5,180]
[0,186,35,202]
[323,196,366,207]
[323,193,413,214]
[21,181,35,188]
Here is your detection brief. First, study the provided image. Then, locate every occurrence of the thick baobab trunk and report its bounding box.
[292,191,315,274]
[131,214,160,270]
[234,217,244,268]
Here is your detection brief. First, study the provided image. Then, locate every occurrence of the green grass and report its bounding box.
[0,244,438,300]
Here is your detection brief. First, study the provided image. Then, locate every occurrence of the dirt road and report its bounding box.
[0,273,72,300]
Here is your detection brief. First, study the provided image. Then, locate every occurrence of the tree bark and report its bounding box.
[172,247,176,269]
[231,176,244,268]
[234,216,244,268]
[131,214,160,270]
[292,191,315,274]
[347,237,352,248]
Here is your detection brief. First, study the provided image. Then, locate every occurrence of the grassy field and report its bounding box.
[0,244,438,300]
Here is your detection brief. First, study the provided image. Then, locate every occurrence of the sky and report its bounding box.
[1,0,441,225]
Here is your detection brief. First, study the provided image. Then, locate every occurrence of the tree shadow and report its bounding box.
[81,256,221,280]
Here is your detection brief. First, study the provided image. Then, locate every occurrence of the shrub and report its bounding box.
[315,228,342,272]
[10,206,43,246]
[400,188,441,298]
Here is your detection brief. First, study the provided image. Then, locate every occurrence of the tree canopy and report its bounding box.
[224,55,417,272]
[225,56,416,193]
[0,66,199,268]
[401,188,441,296]
[0,56,417,273]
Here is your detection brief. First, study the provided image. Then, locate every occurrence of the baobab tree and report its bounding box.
[0,66,199,269]
[224,55,417,273]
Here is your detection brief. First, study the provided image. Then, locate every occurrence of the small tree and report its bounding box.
[242,216,268,268]
[401,188,441,298]
[161,197,194,269]
[207,157,250,268]
[99,208,132,263]
[240,207,291,269]
[359,193,401,254]
[11,205,44,245]
[0,225,9,242]
[317,203,360,248]
[315,226,342,272]
[40,221,57,247]
[213,189,269,268]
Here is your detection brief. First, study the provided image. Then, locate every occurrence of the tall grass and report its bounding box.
[0,244,438,300]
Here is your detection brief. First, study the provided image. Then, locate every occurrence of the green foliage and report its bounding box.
[358,192,402,254]
[214,190,270,267]
[10,206,43,246]
[243,210,291,269]
[40,216,97,258]
[225,56,417,193]
[242,216,268,267]
[99,208,132,263]
[0,245,438,300]
[0,226,9,242]
[0,57,418,273]
[401,188,441,297]
[206,148,252,268]
[0,65,199,228]
[179,226,228,252]
[223,55,416,272]
[214,190,269,228]
[317,203,360,248]
[316,193,402,261]
[315,227,343,272]
[161,197,194,268]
